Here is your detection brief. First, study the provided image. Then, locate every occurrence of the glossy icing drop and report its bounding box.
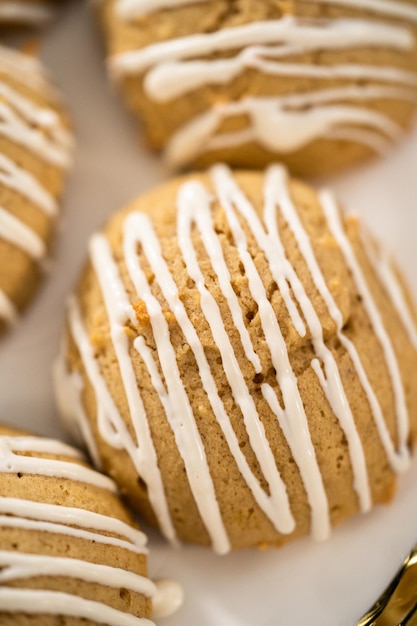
[57,166,415,553]
[0,434,155,623]
[107,3,417,166]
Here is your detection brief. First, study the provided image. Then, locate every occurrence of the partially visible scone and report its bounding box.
[0,0,55,27]
[94,0,417,175]
[0,423,154,625]
[0,43,73,333]
[55,164,417,554]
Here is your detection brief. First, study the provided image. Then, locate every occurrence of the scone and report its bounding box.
[0,44,73,332]
[55,165,417,554]
[94,0,417,175]
[0,423,155,625]
[0,1,54,27]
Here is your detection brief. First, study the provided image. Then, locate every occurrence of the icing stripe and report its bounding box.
[361,233,417,351]
[0,44,57,98]
[0,496,148,549]
[107,0,417,23]
[145,57,417,103]
[302,0,417,22]
[264,167,409,474]
[0,514,147,555]
[0,589,154,626]
[0,2,53,24]
[125,204,294,542]
[109,16,414,78]
[165,88,406,168]
[84,238,180,547]
[320,191,410,454]
[0,153,57,216]
[0,206,45,260]
[0,551,155,596]
[0,436,117,491]
[0,290,17,325]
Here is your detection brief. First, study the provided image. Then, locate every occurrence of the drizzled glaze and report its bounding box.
[0,1,53,25]
[56,166,417,553]
[0,433,156,624]
[106,0,417,167]
[0,45,73,327]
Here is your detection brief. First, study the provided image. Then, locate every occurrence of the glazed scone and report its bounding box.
[0,0,54,27]
[0,423,155,625]
[55,165,417,553]
[0,44,73,332]
[94,0,417,175]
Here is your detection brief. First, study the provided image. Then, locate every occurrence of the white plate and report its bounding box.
[2,1,417,624]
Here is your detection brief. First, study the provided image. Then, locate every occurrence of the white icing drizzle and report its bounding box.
[361,232,417,351]
[0,432,155,623]
[0,550,153,593]
[0,2,53,24]
[0,46,73,328]
[213,164,371,515]
[265,168,410,474]
[114,0,206,18]
[0,206,45,260]
[83,237,180,548]
[302,0,417,23]
[0,435,116,491]
[107,7,417,166]
[0,91,73,168]
[0,44,57,98]
[0,496,148,550]
[0,290,17,325]
[108,0,417,23]
[165,89,406,168]
[0,550,155,595]
[109,16,414,78]
[59,166,413,551]
[124,205,294,545]
[320,191,410,459]
[0,153,56,216]
[0,589,154,626]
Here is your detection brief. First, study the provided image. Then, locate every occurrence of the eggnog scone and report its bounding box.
[55,165,417,554]
[0,423,154,625]
[0,44,73,333]
[94,0,417,174]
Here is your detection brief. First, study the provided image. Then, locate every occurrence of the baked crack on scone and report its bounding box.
[93,0,417,175]
[0,44,73,333]
[55,165,417,553]
[0,424,154,625]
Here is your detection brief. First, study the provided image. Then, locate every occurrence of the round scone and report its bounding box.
[0,44,73,332]
[94,0,417,175]
[55,165,417,554]
[0,423,155,625]
[0,1,55,27]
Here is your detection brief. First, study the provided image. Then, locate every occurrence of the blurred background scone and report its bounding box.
[94,0,417,175]
[55,164,417,553]
[0,423,154,625]
[0,44,73,334]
